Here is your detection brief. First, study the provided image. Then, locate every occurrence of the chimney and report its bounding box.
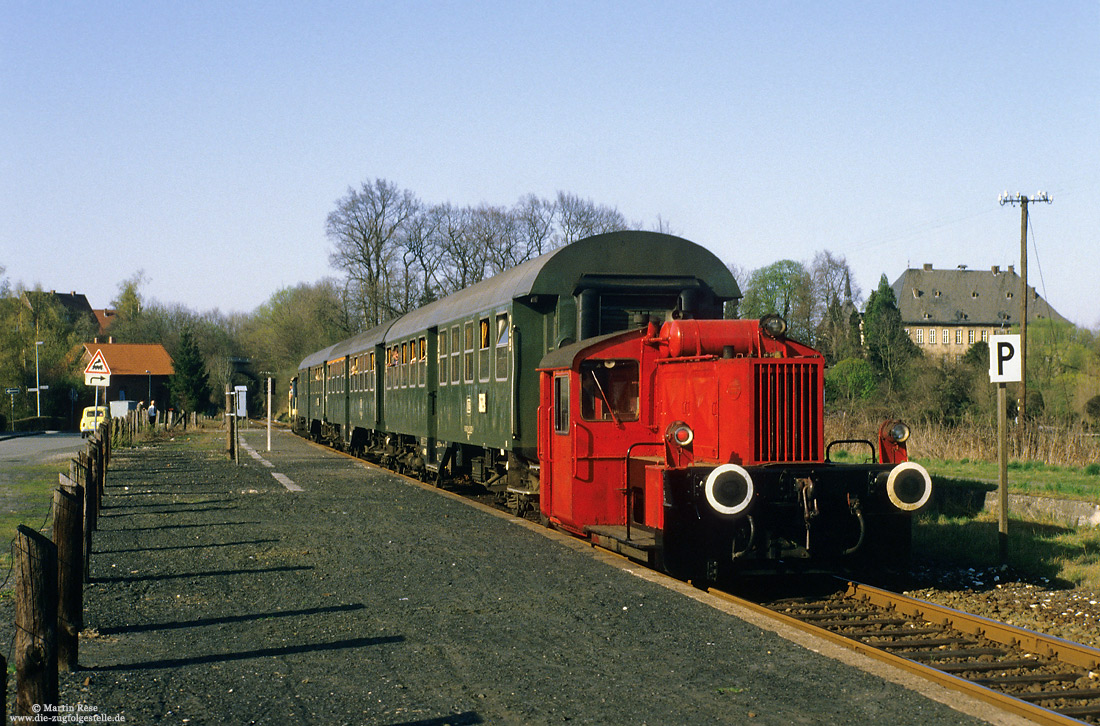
[922,263,933,271]
[991,265,1000,274]
[1008,265,1014,274]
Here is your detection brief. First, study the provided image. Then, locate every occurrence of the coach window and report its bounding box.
[464,321,475,383]
[495,313,509,380]
[438,330,448,385]
[419,337,427,387]
[554,375,569,434]
[402,342,411,388]
[478,317,491,382]
[450,326,461,384]
[368,352,375,392]
[580,360,639,423]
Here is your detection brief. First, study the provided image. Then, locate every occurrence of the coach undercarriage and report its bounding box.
[313,421,541,514]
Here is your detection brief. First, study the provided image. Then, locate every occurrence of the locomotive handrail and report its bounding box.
[825,438,875,463]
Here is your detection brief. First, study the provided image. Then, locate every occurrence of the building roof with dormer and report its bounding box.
[891,264,1069,328]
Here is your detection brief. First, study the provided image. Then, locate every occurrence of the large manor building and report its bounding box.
[891,264,1069,362]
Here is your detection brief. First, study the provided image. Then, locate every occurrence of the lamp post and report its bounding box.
[35,341,44,417]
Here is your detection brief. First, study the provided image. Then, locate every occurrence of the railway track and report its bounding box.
[711,579,1100,725]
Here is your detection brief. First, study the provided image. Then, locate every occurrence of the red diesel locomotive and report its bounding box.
[537,314,931,581]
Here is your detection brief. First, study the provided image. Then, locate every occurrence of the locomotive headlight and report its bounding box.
[666,421,694,447]
[704,464,755,516]
[886,420,911,444]
[760,314,788,339]
[885,461,932,512]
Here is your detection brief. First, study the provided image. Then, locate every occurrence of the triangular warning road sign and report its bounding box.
[85,349,111,376]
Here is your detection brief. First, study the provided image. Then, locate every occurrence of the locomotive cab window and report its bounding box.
[553,375,569,434]
[580,359,639,422]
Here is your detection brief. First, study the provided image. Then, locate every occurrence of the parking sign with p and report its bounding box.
[988,334,1022,383]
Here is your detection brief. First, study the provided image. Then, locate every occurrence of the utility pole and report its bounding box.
[998,191,1052,433]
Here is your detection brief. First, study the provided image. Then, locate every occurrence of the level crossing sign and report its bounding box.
[84,349,111,387]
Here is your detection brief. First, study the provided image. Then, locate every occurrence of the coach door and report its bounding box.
[547,372,574,524]
[424,331,437,454]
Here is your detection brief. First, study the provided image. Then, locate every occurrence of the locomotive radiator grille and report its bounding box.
[754,361,820,463]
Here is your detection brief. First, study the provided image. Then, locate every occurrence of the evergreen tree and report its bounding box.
[863,274,919,393]
[169,326,212,414]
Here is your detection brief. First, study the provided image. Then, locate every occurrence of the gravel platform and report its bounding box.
[1,429,1017,725]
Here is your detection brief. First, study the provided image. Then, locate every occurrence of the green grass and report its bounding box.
[0,461,65,574]
[915,512,1100,590]
[916,457,1100,501]
[829,443,1100,501]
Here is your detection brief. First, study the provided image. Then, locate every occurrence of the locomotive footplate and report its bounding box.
[585,525,662,568]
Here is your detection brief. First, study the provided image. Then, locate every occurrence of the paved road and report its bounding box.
[0,431,86,465]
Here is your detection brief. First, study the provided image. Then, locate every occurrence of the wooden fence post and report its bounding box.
[15,525,58,717]
[53,485,84,671]
[90,437,103,511]
[78,451,95,582]
[0,653,6,724]
[226,390,234,458]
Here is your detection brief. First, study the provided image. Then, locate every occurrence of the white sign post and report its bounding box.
[84,349,112,388]
[84,349,112,423]
[989,334,1022,562]
[988,334,1022,383]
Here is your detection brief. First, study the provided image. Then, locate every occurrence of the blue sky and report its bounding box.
[3,1,1098,327]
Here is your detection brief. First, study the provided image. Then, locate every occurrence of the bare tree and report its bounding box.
[477,204,525,274]
[437,204,486,293]
[513,194,557,258]
[555,191,627,244]
[325,179,418,326]
[402,204,446,306]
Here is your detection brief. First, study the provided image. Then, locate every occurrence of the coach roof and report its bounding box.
[385,231,739,340]
[329,319,396,361]
[298,343,338,371]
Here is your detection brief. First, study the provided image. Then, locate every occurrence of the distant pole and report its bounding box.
[266,377,272,452]
[998,191,1052,435]
[35,341,44,417]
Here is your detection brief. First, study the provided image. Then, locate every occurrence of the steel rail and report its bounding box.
[708,581,1100,726]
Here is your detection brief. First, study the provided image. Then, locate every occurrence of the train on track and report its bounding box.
[290,231,932,581]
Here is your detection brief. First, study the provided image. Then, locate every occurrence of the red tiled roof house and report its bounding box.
[79,343,174,411]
